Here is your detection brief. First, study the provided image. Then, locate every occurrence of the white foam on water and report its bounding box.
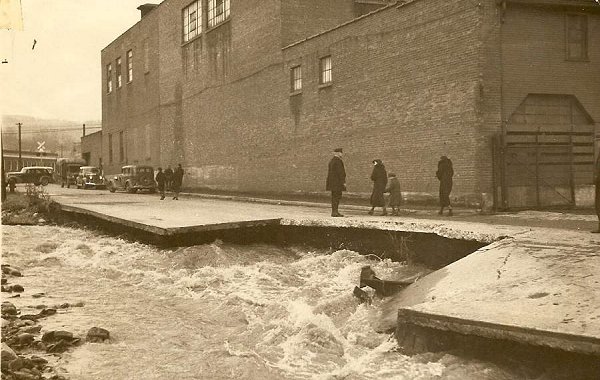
[2,225,529,380]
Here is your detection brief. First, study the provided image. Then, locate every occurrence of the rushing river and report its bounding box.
[2,225,527,380]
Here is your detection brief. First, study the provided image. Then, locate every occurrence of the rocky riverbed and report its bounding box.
[2,263,110,380]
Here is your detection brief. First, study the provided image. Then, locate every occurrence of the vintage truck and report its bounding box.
[6,166,54,186]
[108,165,156,193]
[55,157,87,188]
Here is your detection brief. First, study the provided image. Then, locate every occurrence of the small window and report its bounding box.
[290,66,302,92]
[126,50,133,82]
[566,14,588,61]
[116,57,122,88]
[208,0,230,28]
[319,56,332,85]
[106,63,113,93]
[183,1,201,42]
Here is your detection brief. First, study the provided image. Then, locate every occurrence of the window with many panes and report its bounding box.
[566,14,588,61]
[319,56,332,85]
[126,50,133,82]
[290,66,302,92]
[208,0,230,28]
[106,63,113,93]
[183,1,201,42]
[116,57,122,88]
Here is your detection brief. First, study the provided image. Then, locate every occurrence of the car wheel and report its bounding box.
[40,177,49,186]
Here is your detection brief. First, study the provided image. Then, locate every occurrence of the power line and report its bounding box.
[1,126,102,135]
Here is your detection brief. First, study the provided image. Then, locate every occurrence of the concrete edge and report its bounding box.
[168,219,283,234]
[59,204,171,236]
[397,308,600,356]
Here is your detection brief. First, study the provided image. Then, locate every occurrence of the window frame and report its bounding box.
[116,57,122,88]
[319,55,332,86]
[182,1,202,43]
[106,63,113,93]
[126,49,133,83]
[565,13,588,62]
[207,0,230,29]
[290,65,302,94]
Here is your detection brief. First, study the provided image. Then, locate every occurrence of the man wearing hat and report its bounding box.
[326,148,346,217]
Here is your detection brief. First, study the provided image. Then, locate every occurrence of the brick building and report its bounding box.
[87,0,600,209]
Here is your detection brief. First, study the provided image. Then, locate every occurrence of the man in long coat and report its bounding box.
[326,148,346,217]
[436,155,454,216]
[172,164,184,200]
[594,155,600,233]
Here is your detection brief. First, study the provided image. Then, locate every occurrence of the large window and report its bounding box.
[208,0,230,28]
[290,66,302,92]
[106,63,112,93]
[126,50,133,82]
[116,57,122,88]
[566,14,588,61]
[183,1,201,42]
[319,56,332,85]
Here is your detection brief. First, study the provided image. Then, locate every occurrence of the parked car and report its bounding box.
[75,166,106,189]
[6,166,54,186]
[56,157,87,188]
[108,165,156,193]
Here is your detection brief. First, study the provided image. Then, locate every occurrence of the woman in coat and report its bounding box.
[369,159,388,216]
[436,156,454,216]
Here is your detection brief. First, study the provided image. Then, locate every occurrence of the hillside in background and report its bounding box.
[1,115,101,157]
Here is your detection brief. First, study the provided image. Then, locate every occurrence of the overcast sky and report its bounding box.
[1,0,146,123]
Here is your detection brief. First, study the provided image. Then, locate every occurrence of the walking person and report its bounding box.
[436,155,454,216]
[593,155,600,233]
[386,172,402,216]
[326,148,346,217]
[368,159,388,216]
[172,164,184,200]
[164,166,174,191]
[155,167,166,200]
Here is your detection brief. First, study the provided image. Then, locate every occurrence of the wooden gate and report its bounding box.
[495,94,595,210]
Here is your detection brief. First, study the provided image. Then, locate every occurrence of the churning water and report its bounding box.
[2,225,526,380]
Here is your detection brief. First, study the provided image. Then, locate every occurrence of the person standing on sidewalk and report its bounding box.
[155,167,166,200]
[386,172,402,216]
[326,148,346,217]
[368,159,388,216]
[172,164,184,200]
[594,155,600,233]
[436,155,454,216]
[164,166,174,191]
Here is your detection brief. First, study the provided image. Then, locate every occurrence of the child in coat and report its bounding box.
[385,173,402,215]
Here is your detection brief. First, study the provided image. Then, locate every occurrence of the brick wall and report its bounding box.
[80,131,103,169]
[281,0,484,198]
[101,9,161,176]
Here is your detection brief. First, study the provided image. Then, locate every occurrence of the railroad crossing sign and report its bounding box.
[37,141,46,152]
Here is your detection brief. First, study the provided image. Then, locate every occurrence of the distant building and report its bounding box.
[2,150,58,172]
[86,0,600,209]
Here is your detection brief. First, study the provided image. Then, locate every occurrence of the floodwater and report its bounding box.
[2,225,527,380]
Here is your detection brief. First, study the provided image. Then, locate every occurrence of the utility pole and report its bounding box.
[17,122,22,170]
[83,123,86,137]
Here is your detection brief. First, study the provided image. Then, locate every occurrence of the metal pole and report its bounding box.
[17,122,22,170]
